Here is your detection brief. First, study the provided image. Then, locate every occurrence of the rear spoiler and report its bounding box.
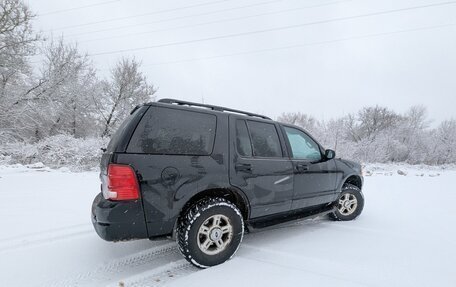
[130,105,141,115]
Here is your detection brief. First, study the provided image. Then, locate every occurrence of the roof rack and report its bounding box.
[157,98,271,120]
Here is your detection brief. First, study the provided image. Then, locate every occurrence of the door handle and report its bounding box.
[296,164,309,172]
[235,163,252,172]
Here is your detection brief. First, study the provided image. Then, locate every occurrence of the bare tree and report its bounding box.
[345,114,361,142]
[275,106,447,164]
[98,58,156,137]
[13,38,100,140]
[0,0,39,142]
[277,112,318,131]
[0,0,37,79]
[404,105,430,131]
[432,119,456,164]
[392,106,430,163]
[356,106,401,141]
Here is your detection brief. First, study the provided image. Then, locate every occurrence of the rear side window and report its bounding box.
[235,120,252,157]
[246,121,282,158]
[127,107,216,155]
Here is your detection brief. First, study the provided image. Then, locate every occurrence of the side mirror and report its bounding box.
[325,149,336,160]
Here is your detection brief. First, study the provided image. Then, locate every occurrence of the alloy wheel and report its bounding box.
[197,214,233,255]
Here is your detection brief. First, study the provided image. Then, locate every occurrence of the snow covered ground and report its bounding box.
[0,164,455,287]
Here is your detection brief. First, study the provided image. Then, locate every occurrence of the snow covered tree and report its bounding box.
[355,106,402,141]
[277,112,319,131]
[97,57,156,137]
[16,38,100,140]
[431,119,456,164]
[0,0,39,142]
[274,106,453,165]
[277,111,324,140]
[391,106,431,163]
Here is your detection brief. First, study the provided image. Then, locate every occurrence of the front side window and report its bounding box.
[284,126,321,161]
[127,107,216,155]
[246,121,282,158]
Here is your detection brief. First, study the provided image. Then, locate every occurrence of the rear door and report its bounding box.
[100,105,149,194]
[229,117,294,218]
[281,125,338,209]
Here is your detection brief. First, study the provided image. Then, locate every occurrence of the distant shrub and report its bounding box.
[0,135,108,171]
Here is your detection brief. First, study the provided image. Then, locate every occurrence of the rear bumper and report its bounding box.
[91,193,149,241]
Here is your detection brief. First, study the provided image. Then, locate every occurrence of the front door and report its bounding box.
[281,126,338,209]
[229,117,294,218]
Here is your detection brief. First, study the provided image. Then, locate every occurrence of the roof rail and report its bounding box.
[157,98,271,120]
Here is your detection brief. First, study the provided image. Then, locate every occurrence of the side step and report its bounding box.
[246,205,336,231]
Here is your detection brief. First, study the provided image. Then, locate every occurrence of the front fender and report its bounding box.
[334,159,363,192]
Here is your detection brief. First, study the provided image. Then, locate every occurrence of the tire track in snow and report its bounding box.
[46,241,193,287]
[0,223,90,243]
[0,224,93,253]
[106,260,196,287]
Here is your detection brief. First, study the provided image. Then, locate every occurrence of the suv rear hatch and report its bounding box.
[92,105,150,241]
[100,105,149,197]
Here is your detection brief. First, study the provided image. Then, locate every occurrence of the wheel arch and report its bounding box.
[180,187,250,220]
[339,174,363,191]
[171,187,250,238]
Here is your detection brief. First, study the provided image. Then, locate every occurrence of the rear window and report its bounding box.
[127,106,216,155]
[106,106,148,153]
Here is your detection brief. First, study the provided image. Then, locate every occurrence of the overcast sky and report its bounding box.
[28,0,456,123]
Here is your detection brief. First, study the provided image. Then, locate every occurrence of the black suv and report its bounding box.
[92,99,364,268]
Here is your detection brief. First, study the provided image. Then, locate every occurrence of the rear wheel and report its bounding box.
[177,197,244,268]
[329,184,364,221]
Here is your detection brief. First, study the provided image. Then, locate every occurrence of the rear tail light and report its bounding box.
[106,164,140,201]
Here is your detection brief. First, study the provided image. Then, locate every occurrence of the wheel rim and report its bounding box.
[338,193,358,216]
[197,214,233,255]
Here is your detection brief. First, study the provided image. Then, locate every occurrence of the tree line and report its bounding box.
[0,0,155,143]
[278,106,456,165]
[1,0,454,167]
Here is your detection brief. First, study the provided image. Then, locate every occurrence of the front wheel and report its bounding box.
[177,197,244,268]
[329,184,364,221]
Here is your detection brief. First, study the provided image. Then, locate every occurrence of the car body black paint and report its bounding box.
[91,100,363,241]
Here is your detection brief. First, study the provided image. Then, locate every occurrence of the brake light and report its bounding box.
[107,164,140,201]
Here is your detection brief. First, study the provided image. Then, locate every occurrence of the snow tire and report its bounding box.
[177,197,244,268]
[329,184,364,221]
